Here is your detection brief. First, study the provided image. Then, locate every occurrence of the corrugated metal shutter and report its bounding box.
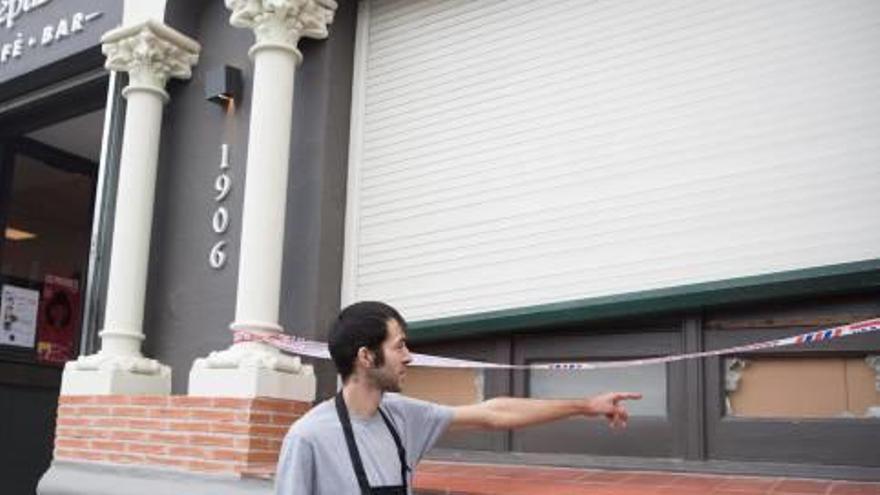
[343,0,880,322]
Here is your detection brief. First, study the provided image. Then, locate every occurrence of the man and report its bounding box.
[275,301,641,494]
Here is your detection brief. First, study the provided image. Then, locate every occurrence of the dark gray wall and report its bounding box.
[144,0,357,395]
[280,0,357,400]
[144,1,253,393]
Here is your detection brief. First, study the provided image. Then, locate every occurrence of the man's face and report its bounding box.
[366,318,412,392]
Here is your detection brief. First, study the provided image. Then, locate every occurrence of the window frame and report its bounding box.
[705,326,880,466]
[511,323,689,458]
[0,138,98,367]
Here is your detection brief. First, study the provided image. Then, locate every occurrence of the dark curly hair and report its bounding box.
[328,301,406,381]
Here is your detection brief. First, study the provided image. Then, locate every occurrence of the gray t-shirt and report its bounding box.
[275,393,454,495]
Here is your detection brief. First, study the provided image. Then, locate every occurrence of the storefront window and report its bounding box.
[0,112,102,366]
[724,356,880,418]
[530,362,668,417]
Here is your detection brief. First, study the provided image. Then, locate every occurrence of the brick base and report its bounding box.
[54,395,310,477]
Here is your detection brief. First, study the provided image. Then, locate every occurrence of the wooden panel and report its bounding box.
[728,358,849,418]
[408,337,512,452]
[728,357,879,418]
[401,367,483,406]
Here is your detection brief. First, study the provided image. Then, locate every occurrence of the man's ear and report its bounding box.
[357,346,375,368]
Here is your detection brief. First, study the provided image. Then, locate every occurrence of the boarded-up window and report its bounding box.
[401,367,484,406]
[725,356,880,418]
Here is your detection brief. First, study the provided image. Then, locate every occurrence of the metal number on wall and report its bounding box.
[209,144,232,269]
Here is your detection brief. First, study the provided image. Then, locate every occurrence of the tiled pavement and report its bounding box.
[413,461,880,495]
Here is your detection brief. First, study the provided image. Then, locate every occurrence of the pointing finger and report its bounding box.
[613,392,643,403]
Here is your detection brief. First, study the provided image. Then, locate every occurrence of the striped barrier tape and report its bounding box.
[233,317,880,370]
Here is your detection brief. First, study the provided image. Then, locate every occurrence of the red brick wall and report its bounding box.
[54,395,310,477]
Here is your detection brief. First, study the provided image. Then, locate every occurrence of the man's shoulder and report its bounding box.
[380,392,416,408]
[381,392,451,419]
[286,398,338,441]
[382,392,438,409]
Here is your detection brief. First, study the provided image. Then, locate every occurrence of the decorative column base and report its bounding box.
[61,354,171,396]
[188,346,315,401]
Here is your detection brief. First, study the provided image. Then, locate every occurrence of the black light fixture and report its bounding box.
[205,65,243,106]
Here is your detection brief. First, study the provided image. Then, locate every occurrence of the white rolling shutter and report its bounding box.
[343,0,880,322]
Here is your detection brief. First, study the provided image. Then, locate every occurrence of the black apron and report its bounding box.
[335,392,410,495]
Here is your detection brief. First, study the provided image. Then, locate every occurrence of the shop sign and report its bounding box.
[0,0,122,85]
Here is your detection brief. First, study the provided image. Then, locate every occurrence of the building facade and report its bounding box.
[0,1,123,492]
[0,0,875,493]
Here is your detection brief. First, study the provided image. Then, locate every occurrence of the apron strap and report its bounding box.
[335,393,372,494]
[378,407,410,489]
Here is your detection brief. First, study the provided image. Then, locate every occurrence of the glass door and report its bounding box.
[0,112,101,366]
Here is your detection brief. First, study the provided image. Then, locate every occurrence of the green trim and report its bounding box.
[408,259,880,342]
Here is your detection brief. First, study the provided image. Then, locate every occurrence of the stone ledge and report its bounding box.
[38,461,272,495]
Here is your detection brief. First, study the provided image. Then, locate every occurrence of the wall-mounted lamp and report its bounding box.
[5,227,36,241]
[205,65,243,106]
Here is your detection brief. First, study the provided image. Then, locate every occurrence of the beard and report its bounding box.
[367,366,402,393]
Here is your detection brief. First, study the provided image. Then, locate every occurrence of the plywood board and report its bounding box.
[729,358,848,418]
[401,368,483,406]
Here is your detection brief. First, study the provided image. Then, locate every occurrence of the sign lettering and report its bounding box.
[0,0,53,30]
[1,9,101,64]
[0,0,120,84]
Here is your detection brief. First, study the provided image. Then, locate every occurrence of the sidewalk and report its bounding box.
[413,461,880,495]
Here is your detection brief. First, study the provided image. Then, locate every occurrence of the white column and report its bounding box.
[188,0,337,400]
[61,21,199,396]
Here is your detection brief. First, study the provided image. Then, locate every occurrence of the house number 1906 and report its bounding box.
[209,144,232,269]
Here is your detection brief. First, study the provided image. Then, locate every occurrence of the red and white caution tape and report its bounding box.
[233,317,880,370]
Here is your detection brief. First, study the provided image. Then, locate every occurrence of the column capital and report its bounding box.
[101,20,201,102]
[225,0,337,60]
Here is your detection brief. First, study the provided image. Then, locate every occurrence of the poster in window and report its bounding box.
[36,275,81,365]
[0,284,40,348]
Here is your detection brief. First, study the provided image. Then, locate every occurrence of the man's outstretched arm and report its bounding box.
[450,392,642,431]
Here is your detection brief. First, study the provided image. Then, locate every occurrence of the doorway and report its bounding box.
[0,108,104,494]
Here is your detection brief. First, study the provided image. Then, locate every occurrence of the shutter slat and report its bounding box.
[344,0,880,321]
